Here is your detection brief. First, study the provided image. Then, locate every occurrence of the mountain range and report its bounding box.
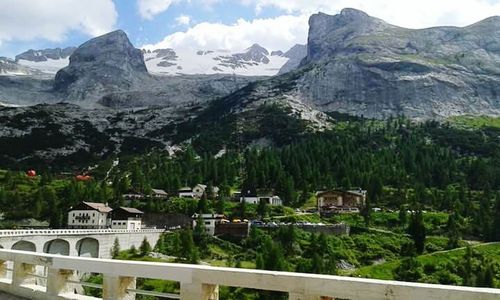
[0,8,499,166]
[1,41,305,77]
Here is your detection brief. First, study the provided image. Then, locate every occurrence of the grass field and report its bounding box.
[352,242,500,280]
[449,115,500,129]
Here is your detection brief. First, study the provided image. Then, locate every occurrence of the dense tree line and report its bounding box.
[0,117,499,241]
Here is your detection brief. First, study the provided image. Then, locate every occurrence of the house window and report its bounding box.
[205,221,211,225]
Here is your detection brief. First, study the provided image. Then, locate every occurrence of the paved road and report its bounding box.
[0,292,27,299]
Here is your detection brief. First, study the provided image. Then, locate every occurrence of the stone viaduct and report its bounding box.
[0,229,165,259]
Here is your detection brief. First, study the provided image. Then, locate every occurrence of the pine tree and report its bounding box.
[491,193,500,242]
[111,238,120,258]
[215,197,225,214]
[479,184,493,241]
[139,237,152,256]
[446,212,461,249]
[361,195,372,227]
[238,199,246,219]
[197,197,209,214]
[398,205,407,227]
[257,200,268,219]
[193,216,209,249]
[180,229,198,263]
[129,245,138,256]
[33,189,43,219]
[393,257,423,282]
[408,210,426,254]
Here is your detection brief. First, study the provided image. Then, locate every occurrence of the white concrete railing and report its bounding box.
[0,229,167,238]
[0,249,498,300]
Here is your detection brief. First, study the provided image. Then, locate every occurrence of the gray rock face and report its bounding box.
[54,30,150,101]
[294,8,500,119]
[214,44,271,68]
[237,44,270,63]
[15,47,76,62]
[278,44,307,75]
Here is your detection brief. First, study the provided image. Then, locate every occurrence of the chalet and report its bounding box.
[67,202,112,229]
[192,213,250,237]
[192,184,207,198]
[317,189,367,215]
[178,187,195,198]
[122,193,144,200]
[178,184,220,199]
[192,213,225,235]
[151,189,168,199]
[240,190,282,206]
[110,207,144,230]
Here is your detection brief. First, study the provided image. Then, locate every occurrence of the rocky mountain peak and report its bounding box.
[306,9,390,63]
[229,43,270,64]
[54,29,149,100]
[246,43,269,55]
[15,47,76,62]
[339,8,371,19]
[278,44,307,74]
[65,30,146,72]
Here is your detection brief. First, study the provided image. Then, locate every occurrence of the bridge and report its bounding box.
[0,249,497,299]
[0,229,165,259]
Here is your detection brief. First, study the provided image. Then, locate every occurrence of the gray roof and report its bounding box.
[152,189,168,195]
[119,207,144,214]
[83,202,113,213]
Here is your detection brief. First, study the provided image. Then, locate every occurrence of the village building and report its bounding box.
[67,202,113,229]
[192,213,250,237]
[178,187,196,198]
[110,207,144,230]
[317,189,367,215]
[151,189,168,199]
[192,213,225,236]
[178,184,220,199]
[239,189,283,206]
[122,193,144,200]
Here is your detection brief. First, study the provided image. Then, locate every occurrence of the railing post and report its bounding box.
[103,275,136,300]
[0,259,7,278]
[46,268,75,296]
[12,261,35,286]
[180,281,219,299]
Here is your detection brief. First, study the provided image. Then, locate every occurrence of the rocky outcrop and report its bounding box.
[15,47,76,62]
[278,44,307,74]
[293,8,500,119]
[217,8,500,119]
[54,30,150,102]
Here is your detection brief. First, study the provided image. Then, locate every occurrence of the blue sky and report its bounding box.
[1,0,499,58]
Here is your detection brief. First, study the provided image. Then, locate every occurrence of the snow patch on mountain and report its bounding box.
[17,58,70,74]
[143,44,291,76]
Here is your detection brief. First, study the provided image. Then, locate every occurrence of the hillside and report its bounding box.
[354,243,500,285]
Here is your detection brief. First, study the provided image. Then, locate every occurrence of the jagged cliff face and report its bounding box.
[54,30,151,101]
[295,8,500,119]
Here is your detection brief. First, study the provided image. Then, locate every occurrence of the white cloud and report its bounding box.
[143,0,500,54]
[137,0,176,20]
[143,14,308,52]
[176,14,192,25]
[0,0,117,44]
[242,0,500,29]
